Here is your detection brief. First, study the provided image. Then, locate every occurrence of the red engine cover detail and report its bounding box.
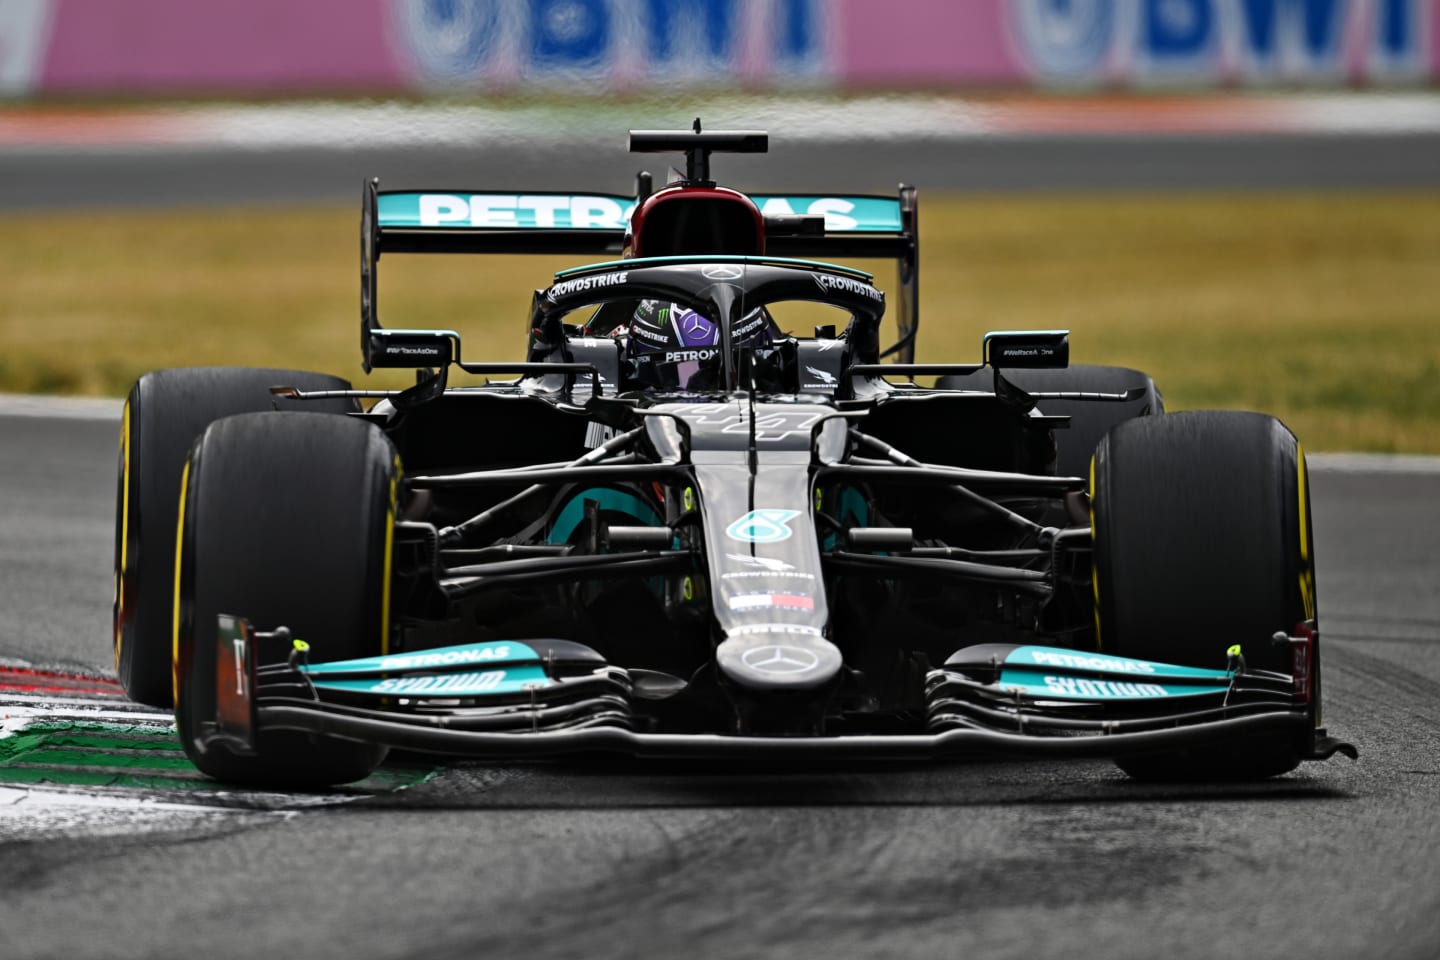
[629,185,765,258]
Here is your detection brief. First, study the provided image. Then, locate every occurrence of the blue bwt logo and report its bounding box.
[727,510,801,544]
[1008,0,1425,83]
[1010,0,1117,78]
[395,0,826,84]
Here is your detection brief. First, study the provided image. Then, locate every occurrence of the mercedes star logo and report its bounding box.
[701,264,744,280]
[741,644,820,676]
[684,314,712,337]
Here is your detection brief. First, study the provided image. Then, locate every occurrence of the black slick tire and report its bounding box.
[114,367,358,707]
[174,411,397,788]
[1091,410,1318,780]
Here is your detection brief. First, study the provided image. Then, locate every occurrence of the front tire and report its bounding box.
[1091,411,1318,780]
[174,412,398,788]
[114,367,358,707]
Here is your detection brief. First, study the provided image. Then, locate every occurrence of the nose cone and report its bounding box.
[716,633,843,692]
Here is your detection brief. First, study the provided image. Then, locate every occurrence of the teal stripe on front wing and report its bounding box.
[311,665,552,697]
[997,670,1230,700]
[1006,645,1234,682]
[301,641,541,676]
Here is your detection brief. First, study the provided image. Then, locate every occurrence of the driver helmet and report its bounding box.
[618,187,784,389]
[623,299,777,390]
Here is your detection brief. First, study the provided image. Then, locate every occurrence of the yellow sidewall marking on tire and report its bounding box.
[1297,443,1317,621]
[170,458,191,705]
[381,455,401,657]
[1297,442,1319,726]
[115,401,131,671]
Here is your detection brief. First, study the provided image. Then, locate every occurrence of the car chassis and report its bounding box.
[167,128,1354,781]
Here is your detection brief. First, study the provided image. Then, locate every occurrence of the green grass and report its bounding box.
[918,193,1440,453]
[2,192,1437,451]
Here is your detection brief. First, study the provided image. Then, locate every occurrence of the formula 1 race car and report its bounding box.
[113,125,1354,787]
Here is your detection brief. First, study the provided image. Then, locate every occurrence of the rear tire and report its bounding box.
[1091,411,1318,780]
[174,412,397,788]
[937,365,1163,478]
[114,367,358,707]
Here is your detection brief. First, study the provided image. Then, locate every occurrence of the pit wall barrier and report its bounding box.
[1,0,1435,97]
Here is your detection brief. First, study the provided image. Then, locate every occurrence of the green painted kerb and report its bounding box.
[0,720,435,794]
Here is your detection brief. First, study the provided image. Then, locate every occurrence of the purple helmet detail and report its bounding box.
[624,298,780,390]
[674,309,717,348]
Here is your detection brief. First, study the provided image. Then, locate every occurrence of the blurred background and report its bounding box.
[1,0,1438,450]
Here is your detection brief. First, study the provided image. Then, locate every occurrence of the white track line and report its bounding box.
[0,700,173,722]
[1305,453,1440,475]
[0,693,151,710]
[0,393,122,420]
[4,95,1440,152]
[0,786,244,814]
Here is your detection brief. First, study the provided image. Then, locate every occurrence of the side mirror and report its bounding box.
[984,330,1070,369]
[366,330,456,369]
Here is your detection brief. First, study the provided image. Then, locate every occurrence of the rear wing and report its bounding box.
[360,179,919,372]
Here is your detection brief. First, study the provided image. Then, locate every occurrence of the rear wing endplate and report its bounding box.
[360,179,919,371]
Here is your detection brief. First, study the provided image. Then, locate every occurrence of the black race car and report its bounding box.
[113,126,1354,787]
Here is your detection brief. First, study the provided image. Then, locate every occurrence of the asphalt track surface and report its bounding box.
[2,132,1438,958]
[3,134,1440,210]
[1,410,1437,960]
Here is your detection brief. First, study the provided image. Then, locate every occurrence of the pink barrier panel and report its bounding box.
[836,2,1022,86]
[33,0,831,94]
[3,0,1435,97]
[1434,0,1440,74]
[40,0,401,93]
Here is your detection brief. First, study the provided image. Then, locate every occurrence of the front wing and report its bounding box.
[201,616,1356,765]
